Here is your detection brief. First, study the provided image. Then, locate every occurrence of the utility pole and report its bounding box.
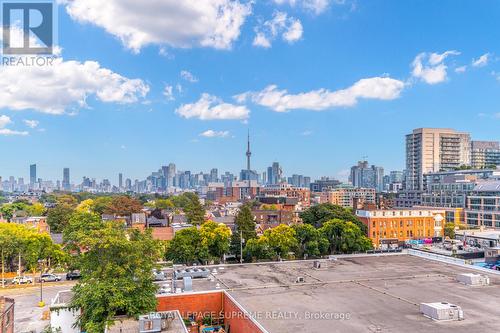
[240,230,243,264]
[1,248,4,288]
[38,259,45,307]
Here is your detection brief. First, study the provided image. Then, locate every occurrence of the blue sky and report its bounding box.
[1,0,500,183]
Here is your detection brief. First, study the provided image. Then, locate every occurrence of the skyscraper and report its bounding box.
[210,168,218,183]
[265,162,283,185]
[350,161,384,192]
[63,168,70,191]
[406,128,471,191]
[119,173,123,189]
[30,164,36,187]
[167,163,176,187]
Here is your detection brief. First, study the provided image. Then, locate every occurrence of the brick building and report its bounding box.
[0,297,14,333]
[356,209,445,248]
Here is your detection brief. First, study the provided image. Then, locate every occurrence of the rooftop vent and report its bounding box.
[420,302,464,321]
[456,273,490,286]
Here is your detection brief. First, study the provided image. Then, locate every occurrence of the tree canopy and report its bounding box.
[67,213,161,333]
[165,221,231,264]
[104,196,143,216]
[0,223,65,273]
[300,203,367,233]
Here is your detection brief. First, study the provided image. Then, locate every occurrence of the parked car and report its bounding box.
[41,273,61,282]
[66,271,82,280]
[0,278,9,285]
[12,276,33,284]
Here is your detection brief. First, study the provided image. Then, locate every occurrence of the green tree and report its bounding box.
[292,224,329,258]
[68,217,161,333]
[200,221,231,262]
[300,203,367,233]
[169,194,191,209]
[444,222,456,239]
[90,197,113,215]
[155,199,174,210]
[0,223,65,274]
[47,204,75,233]
[165,227,208,264]
[244,237,274,261]
[183,193,205,225]
[319,219,372,254]
[26,202,46,216]
[63,212,106,255]
[230,204,257,259]
[264,224,298,259]
[56,194,78,207]
[235,204,257,241]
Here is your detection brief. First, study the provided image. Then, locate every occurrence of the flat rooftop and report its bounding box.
[202,255,500,333]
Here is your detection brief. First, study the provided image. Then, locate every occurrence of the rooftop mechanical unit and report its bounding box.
[456,273,490,286]
[420,302,464,321]
[174,267,210,279]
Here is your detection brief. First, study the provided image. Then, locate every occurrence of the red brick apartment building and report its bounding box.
[157,291,267,333]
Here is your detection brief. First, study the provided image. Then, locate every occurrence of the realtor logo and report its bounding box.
[1,1,54,54]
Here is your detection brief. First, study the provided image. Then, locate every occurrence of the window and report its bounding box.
[143,320,154,330]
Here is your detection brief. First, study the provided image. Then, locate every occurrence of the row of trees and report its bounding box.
[165,221,231,264]
[0,223,65,274]
[46,195,144,232]
[44,192,207,233]
[0,200,45,221]
[165,203,372,264]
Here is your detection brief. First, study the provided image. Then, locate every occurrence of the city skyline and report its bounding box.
[1,1,500,181]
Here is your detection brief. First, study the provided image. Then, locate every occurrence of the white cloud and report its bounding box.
[0,128,29,136]
[472,53,490,67]
[237,76,404,112]
[180,70,199,83]
[199,129,230,138]
[253,12,303,48]
[411,50,460,84]
[0,115,11,128]
[0,115,28,136]
[455,65,467,73]
[163,85,174,101]
[273,0,331,14]
[0,58,149,114]
[283,19,303,42]
[23,120,39,128]
[63,0,252,52]
[176,93,250,120]
[300,130,313,136]
[253,33,272,48]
